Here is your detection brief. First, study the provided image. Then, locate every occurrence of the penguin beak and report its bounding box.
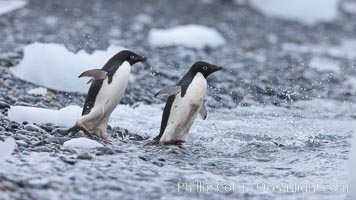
[212,65,223,72]
[138,56,147,62]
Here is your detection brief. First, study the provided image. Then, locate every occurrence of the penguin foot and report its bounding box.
[77,124,94,139]
[162,140,186,147]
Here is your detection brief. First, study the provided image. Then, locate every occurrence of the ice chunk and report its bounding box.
[63,138,103,149]
[148,24,226,49]
[10,42,124,93]
[7,105,81,127]
[27,87,47,96]
[0,137,16,162]
[0,0,27,15]
[250,0,340,25]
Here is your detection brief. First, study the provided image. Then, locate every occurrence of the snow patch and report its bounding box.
[309,56,341,73]
[63,138,103,149]
[0,137,16,162]
[250,0,340,25]
[10,42,125,93]
[148,24,226,49]
[7,105,82,127]
[27,87,47,96]
[0,0,27,15]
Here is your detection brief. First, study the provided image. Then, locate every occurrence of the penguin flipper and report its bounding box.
[78,69,108,80]
[154,86,181,97]
[200,104,207,120]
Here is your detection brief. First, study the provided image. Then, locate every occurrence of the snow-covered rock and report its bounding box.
[250,0,341,25]
[63,138,103,149]
[148,24,226,49]
[0,0,27,16]
[10,42,124,93]
[0,137,16,162]
[27,87,47,96]
[7,105,82,127]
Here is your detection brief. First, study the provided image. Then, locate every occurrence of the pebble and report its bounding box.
[138,156,149,161]
[96,147,115,155]
[152,161,164,167]
[31,146,53,152]
[77,152,93,160]
[24,124,42,132]
[60,157,77,165]
[45,137,70,145]
[51,128,67,135]
[0,100,10,109]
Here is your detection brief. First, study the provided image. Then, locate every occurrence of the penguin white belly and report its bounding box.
[81,61,131,130]
[160,73,207,143]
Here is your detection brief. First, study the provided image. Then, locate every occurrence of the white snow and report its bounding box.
[10,42,125,93]
[0,0,27,15]
[7,105,82,127]
[63,138,103,149]
[282,39,356,60]
[148,24,226,49]
[0,137,16,162]
[250,0,340,25]
[27,87,47,96]
[308,56,341,73]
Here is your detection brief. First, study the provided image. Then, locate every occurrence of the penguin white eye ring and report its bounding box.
[153,61,223,148]
[63,50,147,141]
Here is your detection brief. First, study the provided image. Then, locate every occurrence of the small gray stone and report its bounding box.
[31,146,53,152]
[60,157,76,165]
[45,137,70,145]
[77,152,93,160]
[0,100,10,109]
[24,124,42,132]
[51,128,67,135]
[97,147,115,155]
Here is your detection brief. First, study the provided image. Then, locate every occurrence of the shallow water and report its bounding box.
[1,99,354,200]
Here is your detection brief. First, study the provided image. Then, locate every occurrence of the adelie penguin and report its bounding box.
[64,50,147,140]
[153,61,223,147]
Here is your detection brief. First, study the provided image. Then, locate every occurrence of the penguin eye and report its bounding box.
[130,55,135,59]
[203,66,208,70]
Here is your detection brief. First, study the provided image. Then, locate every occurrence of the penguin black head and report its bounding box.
[189,61,223,78]
[115,50,147,65]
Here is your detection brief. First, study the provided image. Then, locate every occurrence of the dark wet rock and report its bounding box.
[51,128,67,135]
[31,146,53,152]
[60,157,77,165]
[77,152,93,160]
[24,124,43,132]
[0,100,10,109]
[15,140,28,148]
[138,156,149,161]
[128,134,145,141]
[152,161,164,167]
[96,147,115,155]
[45,137,70,145]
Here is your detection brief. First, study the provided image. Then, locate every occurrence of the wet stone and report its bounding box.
[96,147,115,155]
[60,157,77,165]
[24,124,42,132]
[77,152,93,160]
[31,146,53,153]
[0,100,10,109]
[45,137,70,145]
